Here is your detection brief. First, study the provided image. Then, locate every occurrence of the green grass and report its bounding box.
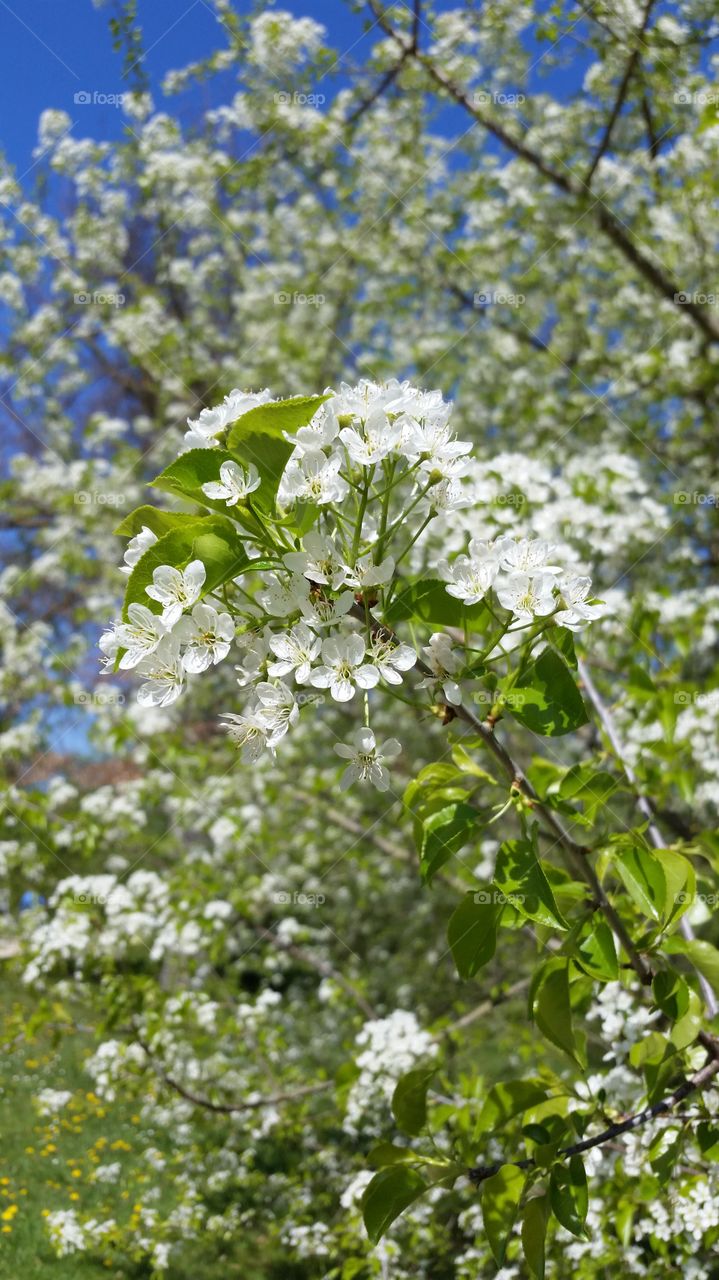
[0,971,165,1278]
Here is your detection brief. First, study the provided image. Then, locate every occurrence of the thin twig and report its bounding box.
[584,0,656,185]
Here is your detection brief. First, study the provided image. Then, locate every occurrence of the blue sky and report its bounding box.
[0,0,389,173]
[0,0,591,177]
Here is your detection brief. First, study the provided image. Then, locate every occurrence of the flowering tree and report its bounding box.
[2,1,719,1276]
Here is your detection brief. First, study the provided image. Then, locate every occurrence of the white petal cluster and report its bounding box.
[107,379,606,790]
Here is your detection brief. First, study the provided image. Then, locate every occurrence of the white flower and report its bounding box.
[334,726,401,791]
[339,406,402,466]
[184,388,273,449]
[257,574,308,618]
[98,625,120,672]
[299,589,355,628]
[120,525,157,575]
[399,408,471,475]
[439,539,500,605]
[496,571,557,620]
[555,576,605,631]
[337,554,395,591]
[201,459,260,506]
[221,711,272,761]
[369,636,417,685]
[283,531,343,584]
[281,449,349,505]
[254,680,299,741]
[424,473,472,512]
[136,636,185,707]
[310,634,380,702]
[268,623,321,683]
[496,537,562,576]
[418,632,463,705]
[332,378,408,421]
[116,604,167,670]
[145,559,206,626]
[288,398,339,451]
[176,603,234,672]
[234,626,271,686]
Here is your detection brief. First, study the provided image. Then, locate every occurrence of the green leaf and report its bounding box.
[494,837,569,931]
[391,1068,435,1136]
[122,518,249,621]
[533,962,583,1067]
[573,920,618,982]
[654,849,695,926]
[226,394,329,443]
[226,395,329,514]
[547,625,577,669]
[612,846,666,922]
[367,1143,449,1170]
[476,1080,550,1135]
[114,505,210,539]
[384,578,491,629]
[558,767,623,823]
[697,1122,719,1160]
[504,650,588,736]
[664,936,719,998]
[550,1156,589,1238]
[652,970,690,1021]
[522,1192,549,1279]
[419,802,478,883]
[480,1164,525,1265]
[150,448,249,517]
[361,1166,428,1245]
[447,893,500,979]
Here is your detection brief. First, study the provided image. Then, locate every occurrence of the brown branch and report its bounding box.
[346,50,410,125]
[349,602,652,984]
[364,1,719,345]
[469,1044,719,1184]
[584,0,656,186]
[137,1037,330,1114]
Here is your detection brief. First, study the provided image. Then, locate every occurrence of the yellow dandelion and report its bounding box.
[71,1170,81,1179]
[1,1226,11,1234]
[1,1206,18,1221]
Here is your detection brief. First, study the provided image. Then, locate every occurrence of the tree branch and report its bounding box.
[469,1045,719,1184]
[584,0,656,186]
[137,1037,331,1114]
[364,0,719,344]
[350,601,652,984]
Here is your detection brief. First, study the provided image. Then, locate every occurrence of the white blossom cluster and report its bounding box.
[105,380,606,792]
[344,1010,438,1136]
